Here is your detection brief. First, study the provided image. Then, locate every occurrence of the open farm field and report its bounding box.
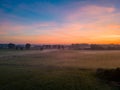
[0,50,120,90]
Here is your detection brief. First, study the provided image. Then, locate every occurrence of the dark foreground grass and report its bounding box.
[0,50,120,90]
[0,66,118,90]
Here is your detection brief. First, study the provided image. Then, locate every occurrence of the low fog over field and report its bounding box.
[0,50,120,69]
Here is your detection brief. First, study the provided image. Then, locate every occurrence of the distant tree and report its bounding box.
[40,46,43,50]
[20,47,23,50]
[25,43,31,49]
[90,44,103,50]
[58,45,61,49]
[16,45,24,50]
[8,43,15,49]
[15,46,18,50]
[61,45,64,50]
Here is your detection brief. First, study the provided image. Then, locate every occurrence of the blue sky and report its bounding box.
[0,0,120,44]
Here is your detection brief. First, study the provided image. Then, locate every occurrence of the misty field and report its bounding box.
[0,50,120,90]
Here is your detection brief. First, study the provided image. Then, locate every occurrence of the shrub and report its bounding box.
[96,68,120,86]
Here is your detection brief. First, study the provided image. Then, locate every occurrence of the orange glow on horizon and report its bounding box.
[0,4,120,44]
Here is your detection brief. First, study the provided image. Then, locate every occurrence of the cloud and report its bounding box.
[108,24,120,29]
[0,31,6,35]
[0,2,120,44]
[1,18,120,44]
[0,21,56,35]
[67,5,115,21]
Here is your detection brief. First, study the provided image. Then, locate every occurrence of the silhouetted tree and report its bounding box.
[90,44,104,50]
[20,47,23,50]
[25,43,31,49]
[8,43,15,49]
[15,46,18,50]
[61,45,64,49]
[40,46,43,50]
[16,45,24,50]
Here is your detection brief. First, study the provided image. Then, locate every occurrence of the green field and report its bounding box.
[0,50,120,90]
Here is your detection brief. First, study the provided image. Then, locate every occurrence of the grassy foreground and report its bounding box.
[0,50,120,90]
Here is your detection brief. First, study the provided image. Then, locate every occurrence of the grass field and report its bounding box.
[0,50,120,90]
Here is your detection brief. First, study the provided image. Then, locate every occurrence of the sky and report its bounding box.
[0,0,120,44]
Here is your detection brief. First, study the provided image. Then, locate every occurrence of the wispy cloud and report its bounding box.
[66,5,115,21]
[0,0,120,44]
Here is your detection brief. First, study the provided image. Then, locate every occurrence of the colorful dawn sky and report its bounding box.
[0,0,120,44]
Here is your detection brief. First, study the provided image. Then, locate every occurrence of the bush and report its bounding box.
[96,68,120,85]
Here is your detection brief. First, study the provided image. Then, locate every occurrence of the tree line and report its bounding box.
[6,43,65,50]
[8,43,31,50]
